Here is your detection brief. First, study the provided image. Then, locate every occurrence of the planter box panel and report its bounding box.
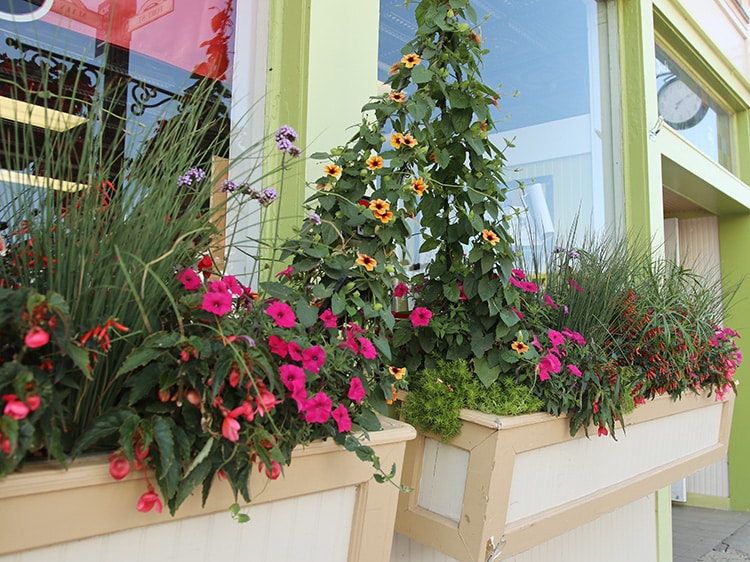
[508,402,724,522]
[395,394,733,561]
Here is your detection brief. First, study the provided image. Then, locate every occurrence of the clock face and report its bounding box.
[657,78,709,130]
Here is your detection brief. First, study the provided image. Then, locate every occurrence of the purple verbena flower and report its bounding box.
[308,212,321,225]
[177,167,206,187]
[221,180,238,193]
[275,125,298,142]
[259,188,278,206]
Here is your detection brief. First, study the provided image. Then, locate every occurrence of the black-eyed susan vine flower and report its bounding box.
[366,154,384,170]
[389,366,406,380]
[324,164,342,178]
[511,341,529,354]
[482,228,499,246]
[390,132,404,148]
[369,199,394,224]
[356,253,377,271]
[389,91,407,103]
[400,134,418,148]
[401,53,421,68]
[411,177,428,196]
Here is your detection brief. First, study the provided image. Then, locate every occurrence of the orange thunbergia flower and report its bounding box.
[390,132,404,148]
[324,164,342,178]
[401,53,421,68]
[376,211,393,224]
[386,385,398,404]
[511,341,529,354]
[366,154,384,170]
[388,62,401,75]
[400,134,418,148]
[389,91,407,103]
[389,366,406,380]
[356,253,377,271]
[411,177,428,196]
[482,228,499,246]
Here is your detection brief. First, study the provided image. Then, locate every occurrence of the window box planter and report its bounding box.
[394,393,734,561]
[0,417,415,562]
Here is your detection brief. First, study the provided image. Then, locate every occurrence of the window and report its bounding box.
[379,0,620,265]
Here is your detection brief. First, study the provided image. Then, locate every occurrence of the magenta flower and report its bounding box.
[567,364,582,377]
[222,416,240,442]
[2,395,29,421]
[537,353,562,381]
[275,266,294,279]
[543,294,559,309]
[302,345,326,373]
[304,392,333,423]
[177,267,202,290]
[291,384,308,412]
[568,279,584,292]
[511,269,526,279]
[521,281,538,293]
[512,307,524,320]
[563,328,586,346]
[357,337,377,359]
[265,301,297,328]
[320,309,338,328]
[263,460,282,480]
[256,389,280,417]
[288,341,303,361]
[410,307,433,327]
[222,275,243,296]
[136,490,163,514]
[548,329,565,348]
[393,282,409,298]
[24,326,50,348]
[279,364,306,391]
[348,378,366,403]
[268,335,288,357]
[338,333,359,354]
[332,404,352,432]
[201,291,233,315]
[207,280,228,293]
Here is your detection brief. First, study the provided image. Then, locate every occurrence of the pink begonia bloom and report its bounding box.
[332,404,352,432]
[265,301,297,328]
[201,291,233,316]
[25,394,41,411]
[357,337,377,360]
[108,452,131,480]
[230,401,255,422]
[543,294,559,309]
[548,329,565,348]
[222,275,244,296]
[511,269,526,279]
[304,392,333,423]
[256,388,280,417]
[348,378,366,403]
[177,267,202,290]
[597,425,609,437]
[319,309,338,328]
[263,460,282,480]
[537,353,561,382]
[512,307,524,320]
[268,335,288,357]
[287,341,303,361]
[567,364,582,377]
[136,490,163,513]
[393,282,409,298]
[279,364,306,391]
[2,395,29,421]
[24,326,50,349]
[410,307,433,327]
[222,417,240,442]
[1,437,12,454]
[302,345,326,373]
[275,266,294,279]
[568,279,584,292]
[228,365,241,388]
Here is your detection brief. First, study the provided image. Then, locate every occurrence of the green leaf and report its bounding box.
[451,109,473,132]
[152,415,175,473]
[71,408,134,457]
[443,282,461,303]
[474,356,500,387]
[500,308,520,328]
[411,65,433,84]
[356,409,382,431]
[126,363,162,405]
[478,277,499,302]
[331,292,346,316]
[295,299,319,328]
[470,331,495,357]
[116,333,181,376]
[173,458,213,511]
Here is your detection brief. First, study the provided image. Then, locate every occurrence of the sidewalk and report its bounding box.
[673,504,750,561]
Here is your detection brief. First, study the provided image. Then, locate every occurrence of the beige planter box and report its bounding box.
[395,393,734,562]
[0,417,415,562]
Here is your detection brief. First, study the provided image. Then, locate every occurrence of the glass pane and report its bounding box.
[379,0,618,266]
[655,45,732,169]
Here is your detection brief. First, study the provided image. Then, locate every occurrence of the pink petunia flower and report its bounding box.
[543,294,559,309]
[275,266,294,279]
[302,345,326,373]
[319,309,338,328]
[136,490,163,513]
[568,279,584,292]
[512,307,524,320]
[207,280,228,293]
[222,275,244,296]
[548,330,565,348]
[24,326,50,349]
[567,364,582,377]
[348,378,366,403]
[303,392,333,423]
[201,292,233,316]
[265,301,297,328]
[177,267,202,290]
[410,307,433,327]
[511,269,526,279]
[357,337,377,360]
[393,282,409,298]
[287,341,303,361]
[332,404,352,432]
[279,364,306,391]
[268,335,288,357]
[537,353,562,381]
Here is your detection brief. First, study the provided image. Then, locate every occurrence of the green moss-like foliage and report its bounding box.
[401,359,543,441]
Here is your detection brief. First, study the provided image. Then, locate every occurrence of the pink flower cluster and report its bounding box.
[532,328,587,382]
[1,393,41,454]
[510,269,538,293]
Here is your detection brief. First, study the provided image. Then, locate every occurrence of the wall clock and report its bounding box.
[657,77,709,130]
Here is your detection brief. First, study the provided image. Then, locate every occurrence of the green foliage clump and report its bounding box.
[402,359,542,441]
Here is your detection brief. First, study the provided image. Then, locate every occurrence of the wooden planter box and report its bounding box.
[0,417,415,562]
[394,393,734,562]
